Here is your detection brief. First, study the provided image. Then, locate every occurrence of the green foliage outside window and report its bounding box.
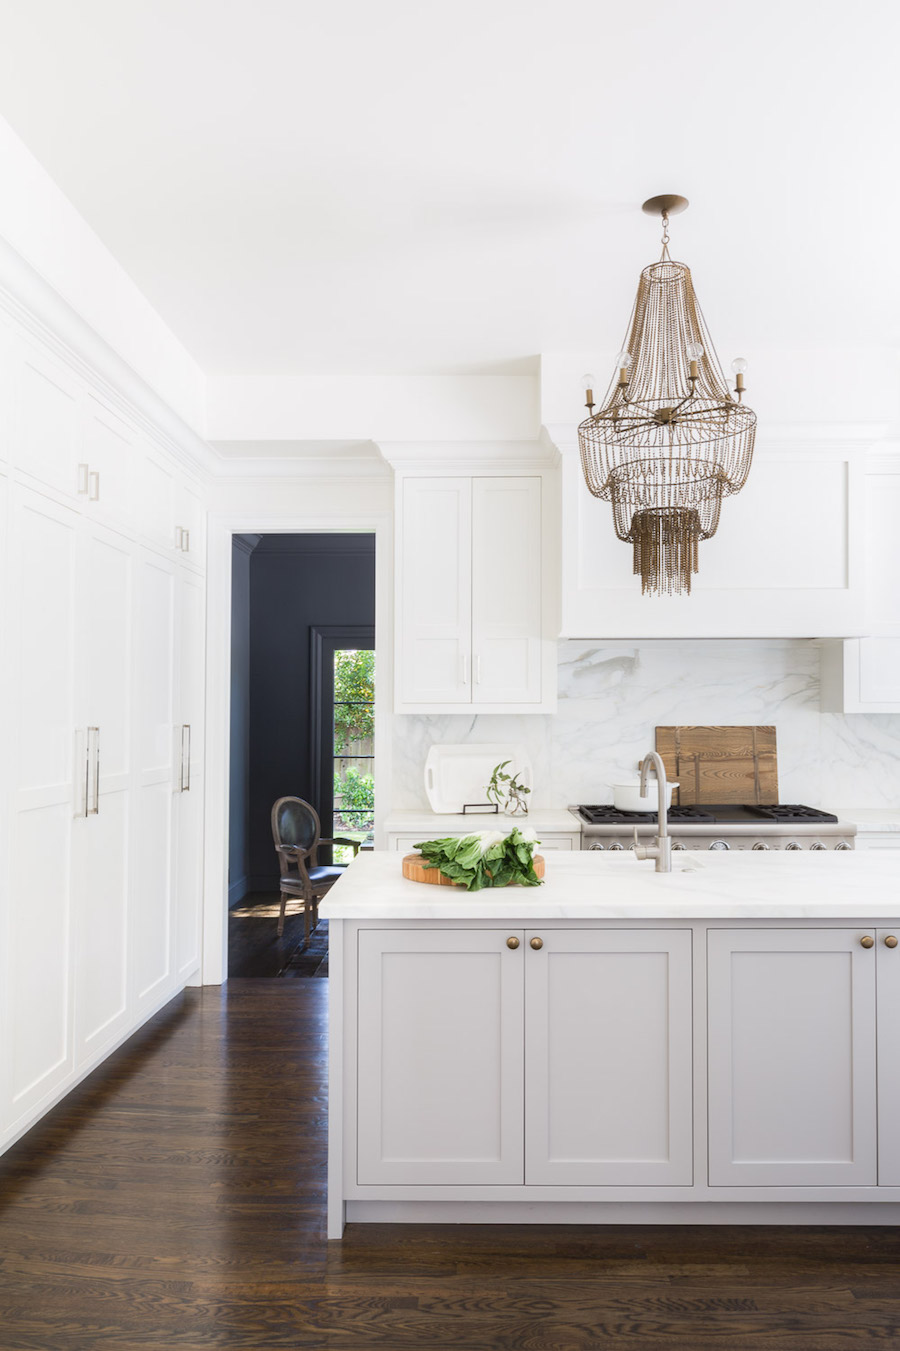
[334,648,375,750]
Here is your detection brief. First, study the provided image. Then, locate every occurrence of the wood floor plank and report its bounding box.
[3,981,900,1349]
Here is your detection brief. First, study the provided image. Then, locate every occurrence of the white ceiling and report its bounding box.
[0,0,897,379]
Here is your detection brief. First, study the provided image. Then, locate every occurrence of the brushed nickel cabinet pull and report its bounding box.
[88,470,100,502]
[182,724,191,792]
[87,727,100,815]
[182,528,190,553]
[82,728,90,818]
[77,463,89,495]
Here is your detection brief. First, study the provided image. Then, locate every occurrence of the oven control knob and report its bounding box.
[608,842,624,851]
[672,841,686,851]
[835,841,852,851]
[810,841,827,850]
[589,842,605,851]
[752,841,770,850]
[786,842,803,850]
[709,840,730,850]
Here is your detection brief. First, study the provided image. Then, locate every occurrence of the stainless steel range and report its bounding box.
[574,803,856,851]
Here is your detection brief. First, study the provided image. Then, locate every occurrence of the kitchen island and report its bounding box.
[320,849,900,1238]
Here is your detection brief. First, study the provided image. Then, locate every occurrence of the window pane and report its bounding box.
[333,648,375,862]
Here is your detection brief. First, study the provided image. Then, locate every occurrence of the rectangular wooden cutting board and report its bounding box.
[655,726,778,805]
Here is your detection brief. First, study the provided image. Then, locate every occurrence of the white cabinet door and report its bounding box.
[72,522,134,1066]
[82,395,137,531]
[707,928,877,1186]
[5,486,79,1125]
[131,548,177,1016]
[173,479,206,569]
[136,443,175,555]
[173,570,205,982]
[15,343,83,500]
[357,929,525,1184]
[471,477,542,704]
[525,929,693,1185]
[876,929,900,1185]
[398,478,472,705]
[821,638,900,714]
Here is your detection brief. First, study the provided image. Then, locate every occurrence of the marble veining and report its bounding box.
[391,640,900,810]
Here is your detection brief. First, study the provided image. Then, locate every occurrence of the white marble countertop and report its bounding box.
[320,849,900,921]
[383,809,582,834]
[835,809,900,834]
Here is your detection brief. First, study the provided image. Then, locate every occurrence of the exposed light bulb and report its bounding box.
[615,350,633,369]
[686,342,704,361]
[726,377,736,393]
[581,372,596,392]
[731,356,748,374]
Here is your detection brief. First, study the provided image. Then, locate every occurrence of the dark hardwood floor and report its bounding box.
[2,981,900,1349]
[228,893,329,977]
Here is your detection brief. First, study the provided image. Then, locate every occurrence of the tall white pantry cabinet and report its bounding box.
[0,312,207,1155]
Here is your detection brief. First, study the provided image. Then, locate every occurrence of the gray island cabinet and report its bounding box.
[320,850,900,1238]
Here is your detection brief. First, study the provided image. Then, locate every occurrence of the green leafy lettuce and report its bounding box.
[412,828,542,891]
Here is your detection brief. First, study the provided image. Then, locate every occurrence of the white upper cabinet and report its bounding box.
[552,432,870,639]
[820,452,900,712]
[398,477,472,706]
[16,342,83,501]
[471,478,542,704]
[82,395,138,530]
[395,474,556,713]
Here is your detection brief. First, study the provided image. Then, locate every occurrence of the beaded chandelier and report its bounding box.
[577,195,756,596]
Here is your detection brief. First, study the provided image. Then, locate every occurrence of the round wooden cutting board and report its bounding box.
[402,852,545,886]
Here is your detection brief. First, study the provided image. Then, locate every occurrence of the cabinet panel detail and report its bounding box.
[399,478,472,704]
[707,929,877,1186]
[525,930,693,1185]
[357,929,524,1185]
[471,477,541,703]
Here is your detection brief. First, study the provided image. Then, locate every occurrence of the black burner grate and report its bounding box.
[577,804,717,825]
[577,802,840,826]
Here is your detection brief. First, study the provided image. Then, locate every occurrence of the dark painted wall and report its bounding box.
[228,536,257,904]
[245,534,376,891]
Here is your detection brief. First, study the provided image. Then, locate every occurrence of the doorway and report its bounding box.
[227,533,376,977]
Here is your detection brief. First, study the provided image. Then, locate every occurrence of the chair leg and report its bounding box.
[277,890,287,937]
[304,896,311,946]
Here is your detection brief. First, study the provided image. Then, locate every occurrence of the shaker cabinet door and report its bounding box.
[471,477,542,704]
[357,929,525,1185]
[707,928,877,1186]
[524,929,693,1185]
[398,478,472,705]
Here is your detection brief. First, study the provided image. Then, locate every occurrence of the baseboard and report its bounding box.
[228,876,249,907]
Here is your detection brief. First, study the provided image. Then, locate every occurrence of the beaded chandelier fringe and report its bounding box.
[578,246,756,596]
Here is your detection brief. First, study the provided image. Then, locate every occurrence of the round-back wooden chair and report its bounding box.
[270,796,360,941]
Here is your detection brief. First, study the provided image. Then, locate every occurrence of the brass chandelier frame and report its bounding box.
[578,195,756,596]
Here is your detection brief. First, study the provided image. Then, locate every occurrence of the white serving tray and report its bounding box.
[423,743,533,815]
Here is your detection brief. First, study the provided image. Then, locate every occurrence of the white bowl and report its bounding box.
[612,782,679,813]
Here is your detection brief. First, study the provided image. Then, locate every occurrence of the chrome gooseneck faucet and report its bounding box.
[632,751,673,873]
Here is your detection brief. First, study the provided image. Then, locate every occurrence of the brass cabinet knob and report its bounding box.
[860,935,875,949]
[885,936,899,949]
[506,936,520,950]
[530,936,543,950]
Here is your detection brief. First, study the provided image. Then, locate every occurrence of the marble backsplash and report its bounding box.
[391,640,900,811]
